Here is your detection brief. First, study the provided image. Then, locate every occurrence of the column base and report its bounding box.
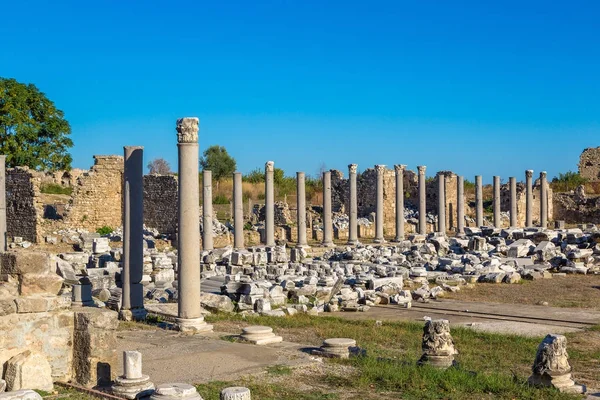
[321,241,335,248]
[175,317,213,334]
[119,307,148,322]
[391,237,404,243]
[373,238,386,244]
[111,375,155,399]
[347,239,360,246]
[295,243,310,249]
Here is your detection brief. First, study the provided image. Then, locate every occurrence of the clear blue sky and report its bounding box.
[2,0,599,182]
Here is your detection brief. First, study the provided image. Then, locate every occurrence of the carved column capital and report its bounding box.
[176,117,199,143]
[394,164,406,174]
[375,165,386,174]
[417,165,427,175]
[265,161,274,172]
[526,170,533,178]
[348,164,358,174]
[540,171,547,179]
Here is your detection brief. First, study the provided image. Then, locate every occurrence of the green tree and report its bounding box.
[0,78,73,170]
[551,171,588,192]
[199,145,237,186]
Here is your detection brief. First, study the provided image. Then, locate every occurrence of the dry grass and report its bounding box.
[445,274,600,309]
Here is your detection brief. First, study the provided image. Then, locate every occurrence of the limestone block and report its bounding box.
[14,296,52,313]
[199,293,234,313]
[4,351,53,392]
[0,390,43,400]
[19,273,63,296]
[0,252,51,275]
[150,383,203,399]
[0,298,17,316]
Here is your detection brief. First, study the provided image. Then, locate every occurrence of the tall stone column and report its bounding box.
[418,166,427,235]
[347,164,359,245]
[296,172,308,248]
[0,155,6,252]
[457,176,465,235]
[233,172,244,249]
[374,165,386,243]
[493,176,501,229]
[322,171,334,247]
[264,161,275,246]
[509,177,517,228]
[525,170,533,228]
[475,175,483,227]
[202,170,214,251]
[437,173,446,234]
[394,165,406,241]
[175,118,212,333]
[121,146,146,321]
[540,171,548,229]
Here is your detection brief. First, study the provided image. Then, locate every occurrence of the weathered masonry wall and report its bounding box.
[6,168,44,242]
[579,147,600,182]
[143,175,178,235]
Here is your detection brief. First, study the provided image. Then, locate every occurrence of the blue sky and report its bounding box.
[2,0,599,182]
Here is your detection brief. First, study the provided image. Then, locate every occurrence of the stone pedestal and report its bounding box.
[233,172,244,249]
[264,161,275,246]
[150,383,203,400]
[540,171,548,229]
[175,118,212,333]
[525,170,533,228]
[111,351,155,399]
[347,164,359,245]
[72,277,94,307]
[202,170,214,251]
[220,387,251,400]
[417,166,427,235]
[0,390,43,400]
[121,146,146,321]
[240,326,282,345]
[394,165,406,241]
[418,319,457,369]
[493,176,501,228]
[296,172,308,248]
[509,176,518,228]
[457,176,465,235]
[475,175,483,227]
[437,173,445,233]
[0,155,6,252]
[322,171,334,247]
[528,334,586,394]
[374,165,386,242]
[314,338,356,359]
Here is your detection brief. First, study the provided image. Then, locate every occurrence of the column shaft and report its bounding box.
[493,176,501,228]
[233,172,244,249]
[348,164,358,245]
[437,173,446,233]
[457,176,465,234]
[475,175,483,227]
[540,171,548,228]
[509,177,517,228]
[394,165,405,241]
[374,165,385,242]
[296,172,308,248]
[322,171,334,246]
[525,170,533,228]
[418,166,427,234]
[202,170,214,250]
[265,161,275,246]
[0,155,6,252]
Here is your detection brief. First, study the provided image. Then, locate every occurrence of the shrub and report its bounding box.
[243,168,264,183]
[551,171,588,193]
[213,194,230,204]
[40,183,72,195]
[96,226,113,235]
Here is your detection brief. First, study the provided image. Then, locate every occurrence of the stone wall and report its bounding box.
[65,156,124,230]
[6,168,44,243]
[553,192,600,224]
[500,179,553,226]
[143,175,178,235]
[579,147,600,182]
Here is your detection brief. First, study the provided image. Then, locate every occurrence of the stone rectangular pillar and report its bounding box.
[457,176,465,235]
[540,171,548,229]
[509,176,517,228]
[121,146,146,321]
[374,165,386,243]
[233,172,244,249]
[493,176,501,229]
[437,173,446,234]
[322,171,334,247]
[175,118,212,333]
[347,164,359,245]
[475,175,483,227]
[526,170,533,228]
[296,172,308,248]
[202,170,214,251]
[264,161,275,246]
[0,155,5,252]
[394,165,406,241]
[418,166,427,234]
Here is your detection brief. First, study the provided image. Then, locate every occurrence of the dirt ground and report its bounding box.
[444,274,600,309]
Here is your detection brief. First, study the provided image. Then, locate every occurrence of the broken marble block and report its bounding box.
[239,325,283,345]
[4,351,53,392]
[150,383,203,399]
[418,319,457,369]
[111,351,155,399]
[0,390,43,400]
[528,334,586,394]
[313,338,357,359]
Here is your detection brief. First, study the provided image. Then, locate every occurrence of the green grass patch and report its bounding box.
[96,225,113,235]
[266,364,293,376]
[40,183,73,195]
[196,381,337,400]
[214,194,230,204]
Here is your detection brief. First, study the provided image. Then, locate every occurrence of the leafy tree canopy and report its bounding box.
[199,145,236,181]
[0,77,73,170]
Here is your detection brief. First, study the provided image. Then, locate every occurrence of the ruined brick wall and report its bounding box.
[579,147,600,182]
[65,156,123,230]
[6,168,44,242]
[143,175,178,234]
[553,193,600,224]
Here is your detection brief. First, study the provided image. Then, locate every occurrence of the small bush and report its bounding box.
[96,226,113,235]
[243,168,265,184]
[40,183,72,195]
[213,194,230,204]
[257,193,266,200]
[551,171,588,193]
